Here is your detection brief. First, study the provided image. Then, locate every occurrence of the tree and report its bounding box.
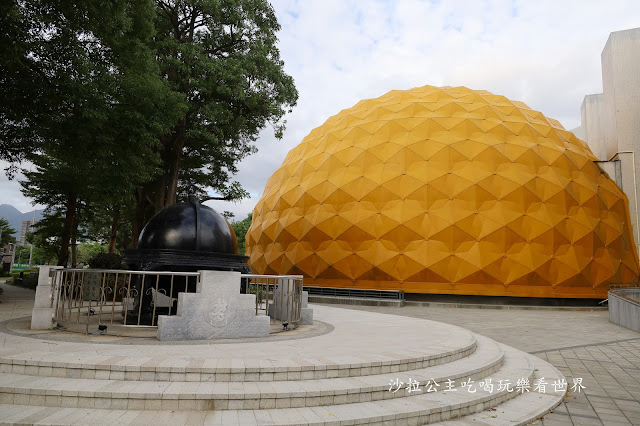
[14,1,181,263]
[27,211,66,265]
[231,212,252,255]
[0,218,16,246]
[132,0,298,243]
[24,232,49,266]
[5,1,297,256]
[77,242,107,265]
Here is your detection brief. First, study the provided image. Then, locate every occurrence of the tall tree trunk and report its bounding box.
[57,195,77,266]
[130,132,185,246]
[165,148,181,206]
[131,188,147,249]
[71,205,79,267]
[71,230,77,267]
[108,208,120,253]
[157,128,185,209]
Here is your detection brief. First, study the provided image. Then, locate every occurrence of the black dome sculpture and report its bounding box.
[124,195,249,272]
[122,196,250,325]
[138,195,238,254]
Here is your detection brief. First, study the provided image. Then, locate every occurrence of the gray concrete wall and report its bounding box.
[570,125,585,141]
[595,160,622,188]
[616,152,640,249]
[598,28,640,253]
[602,29,640,154]
[608,289,640,332]
[580,94,608,160]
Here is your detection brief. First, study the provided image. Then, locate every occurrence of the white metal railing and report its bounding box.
[51,268,200,329]
[241,274,304,329]
[50,269,303,333]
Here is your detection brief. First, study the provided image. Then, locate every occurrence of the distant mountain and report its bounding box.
[0,204,45,240]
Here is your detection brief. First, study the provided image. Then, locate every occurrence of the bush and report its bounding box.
[77,243,107,265]
[8,269,39,289]
[88,252,125,269]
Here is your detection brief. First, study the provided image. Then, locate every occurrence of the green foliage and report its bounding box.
[8,268,39,289]
[0,218,16,246]
[88,252,124,269]
[77,243,107,265]
[231,213,253,255]
[249,284,265,307]
[12,0,180,262]
[27,211,65,265]
[12,245,33,268]
[144,0,299,208]
[4,0,297,258]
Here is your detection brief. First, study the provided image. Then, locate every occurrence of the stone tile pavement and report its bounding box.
[328,303,640,425]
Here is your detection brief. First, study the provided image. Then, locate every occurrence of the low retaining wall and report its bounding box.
[609,289,640,332]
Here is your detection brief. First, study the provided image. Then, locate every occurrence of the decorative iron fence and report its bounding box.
[51,269,200,329]
[242,274,304,329]
[50,269,303,333]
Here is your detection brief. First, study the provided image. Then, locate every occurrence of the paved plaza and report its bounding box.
[0,279,638,425]
[330,304,640,425]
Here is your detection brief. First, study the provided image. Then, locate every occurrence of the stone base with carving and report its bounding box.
[157,270,270,340]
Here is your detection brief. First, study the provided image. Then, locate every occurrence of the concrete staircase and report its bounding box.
[0,335,563,425]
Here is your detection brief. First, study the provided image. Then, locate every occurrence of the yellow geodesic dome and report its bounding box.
[246,85,640,298]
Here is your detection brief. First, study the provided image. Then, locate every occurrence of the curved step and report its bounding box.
[0,343,540,425]
[0,340,477,382]
[0,305,478,382]
[440,351,565,425]
[0,337,502,410]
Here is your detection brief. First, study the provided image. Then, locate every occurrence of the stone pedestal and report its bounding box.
[31,266,63,330]
[300,291,314,325]
[157,270,270,340]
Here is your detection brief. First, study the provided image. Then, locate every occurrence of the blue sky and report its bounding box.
[3,0,640,219]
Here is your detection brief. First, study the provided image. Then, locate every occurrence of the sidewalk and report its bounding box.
[323,304,640,425]
[0,281,36,322]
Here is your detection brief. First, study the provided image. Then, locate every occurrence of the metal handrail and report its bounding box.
[608,289,640,306]
[58,268,200,276]
[304,285,404,300]
[609,282,640,289]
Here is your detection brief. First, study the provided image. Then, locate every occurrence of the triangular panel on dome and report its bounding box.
[332,254,374,280]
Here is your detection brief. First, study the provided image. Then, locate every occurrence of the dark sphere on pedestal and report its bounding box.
[123,195,249,325]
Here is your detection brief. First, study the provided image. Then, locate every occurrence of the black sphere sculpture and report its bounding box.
[124,195,249,273]
[122,195,250,325]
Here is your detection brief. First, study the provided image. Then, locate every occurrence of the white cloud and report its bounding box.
[4,0,640,220]
[0,161,43,213]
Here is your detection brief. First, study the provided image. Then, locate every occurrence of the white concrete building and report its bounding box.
[578,27,640,254]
